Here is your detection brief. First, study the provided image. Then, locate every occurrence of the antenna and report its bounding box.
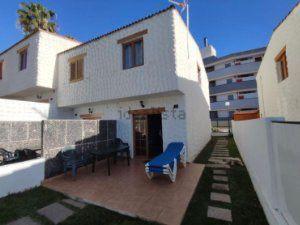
[169,0,190,58]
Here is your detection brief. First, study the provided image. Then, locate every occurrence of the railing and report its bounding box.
[210,80,257,95]
[208,61,261,81]
[210,98,258,111]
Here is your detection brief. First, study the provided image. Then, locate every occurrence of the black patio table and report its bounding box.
[90,143,130,176]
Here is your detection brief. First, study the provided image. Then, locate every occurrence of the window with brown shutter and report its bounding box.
[69,54,86,82]
[0,61,3,80]
[275,47,289,82]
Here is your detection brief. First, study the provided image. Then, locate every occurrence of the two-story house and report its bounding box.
[0,6,211,161]
[201,40,265,127]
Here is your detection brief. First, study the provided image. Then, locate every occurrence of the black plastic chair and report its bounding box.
[61,146,89,178]
[0,148,18,165]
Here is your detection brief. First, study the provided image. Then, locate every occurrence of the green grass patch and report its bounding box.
[0,187,157,225]
[0,186,65,225]
[182,137,269,225]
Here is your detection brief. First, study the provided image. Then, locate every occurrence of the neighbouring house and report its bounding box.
[0,29,81,119]
[201,39,265,127]
[0,6,211,161]
[256,2,300,121]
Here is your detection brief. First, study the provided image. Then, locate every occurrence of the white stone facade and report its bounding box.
[257,3,300,121]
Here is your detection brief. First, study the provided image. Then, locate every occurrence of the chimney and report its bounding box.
[200,37,217,59]
[204,37,208,47]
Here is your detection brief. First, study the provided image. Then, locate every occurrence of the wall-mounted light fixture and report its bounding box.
[88,108,93,114]
[140,101,145,108]
[173,104,179,109]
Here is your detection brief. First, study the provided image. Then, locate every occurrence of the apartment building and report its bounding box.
[257,2,300,121]
[0,6,211,161]
[201,40,265,126]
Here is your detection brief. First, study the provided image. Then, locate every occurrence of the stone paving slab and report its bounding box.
[208,159,225,164]
[62,198,86,209]
[214,150,228,152]
[213,170,227,175]
[212,183,229,191]
[37,202,74,224]
[210,156,231,160]
[212,154,229,157]
[212,153,229,155]
[213,175,228,182]
[6,216,41,225]
[211,192,231,203]
[214,146,228,149]
[206,164,230,169]
[207,206,232,222]
[213,150,229,152]
[212,152,229,155]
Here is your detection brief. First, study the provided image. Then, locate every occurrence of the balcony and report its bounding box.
[210,98,258,111]
[210,80,257,95]
[208,61,261,81]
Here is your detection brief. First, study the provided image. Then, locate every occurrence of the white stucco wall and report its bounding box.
[57,8,178,107]
[74,93,187,158]
[0,158,45,198]
[172,10,211,160]
[0,30,79,98]
[232,118,300,225]
[257,4,300,120]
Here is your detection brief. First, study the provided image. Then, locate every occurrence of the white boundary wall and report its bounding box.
[233,118,300,225]
[0,99,73,121]
[0,158,45,198]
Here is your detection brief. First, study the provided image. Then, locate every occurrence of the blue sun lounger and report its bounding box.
[145,142,187,182]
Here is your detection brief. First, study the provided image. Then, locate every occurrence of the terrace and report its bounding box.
[43,157,204,225]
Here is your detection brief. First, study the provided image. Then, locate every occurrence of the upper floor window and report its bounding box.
[122,39,144,69]
[0,61,3,80]
[69,54,85,82]
[209,80,216,87]
[275,47,288,82]
[255,57,262,62]
[228,94,234,100]
[226,79,232,84]
[206,66,215,72]
[18,47,28,71]
[210,96,217,103]
[225,63,231,68]
[117,29,148,70]
[237,73,254,78]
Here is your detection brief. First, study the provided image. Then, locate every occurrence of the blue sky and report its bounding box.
[0,0,298,56]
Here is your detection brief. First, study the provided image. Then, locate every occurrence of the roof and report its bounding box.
[203,47,266,66]
[274,1,300,32]
[59,5,176,55]
[0,29,80,56]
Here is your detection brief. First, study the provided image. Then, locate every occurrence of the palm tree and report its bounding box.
[17,2,57,35]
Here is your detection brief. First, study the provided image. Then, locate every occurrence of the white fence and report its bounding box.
[0,99,73,121]
[0,158,45,198]
[233,118,300,225]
